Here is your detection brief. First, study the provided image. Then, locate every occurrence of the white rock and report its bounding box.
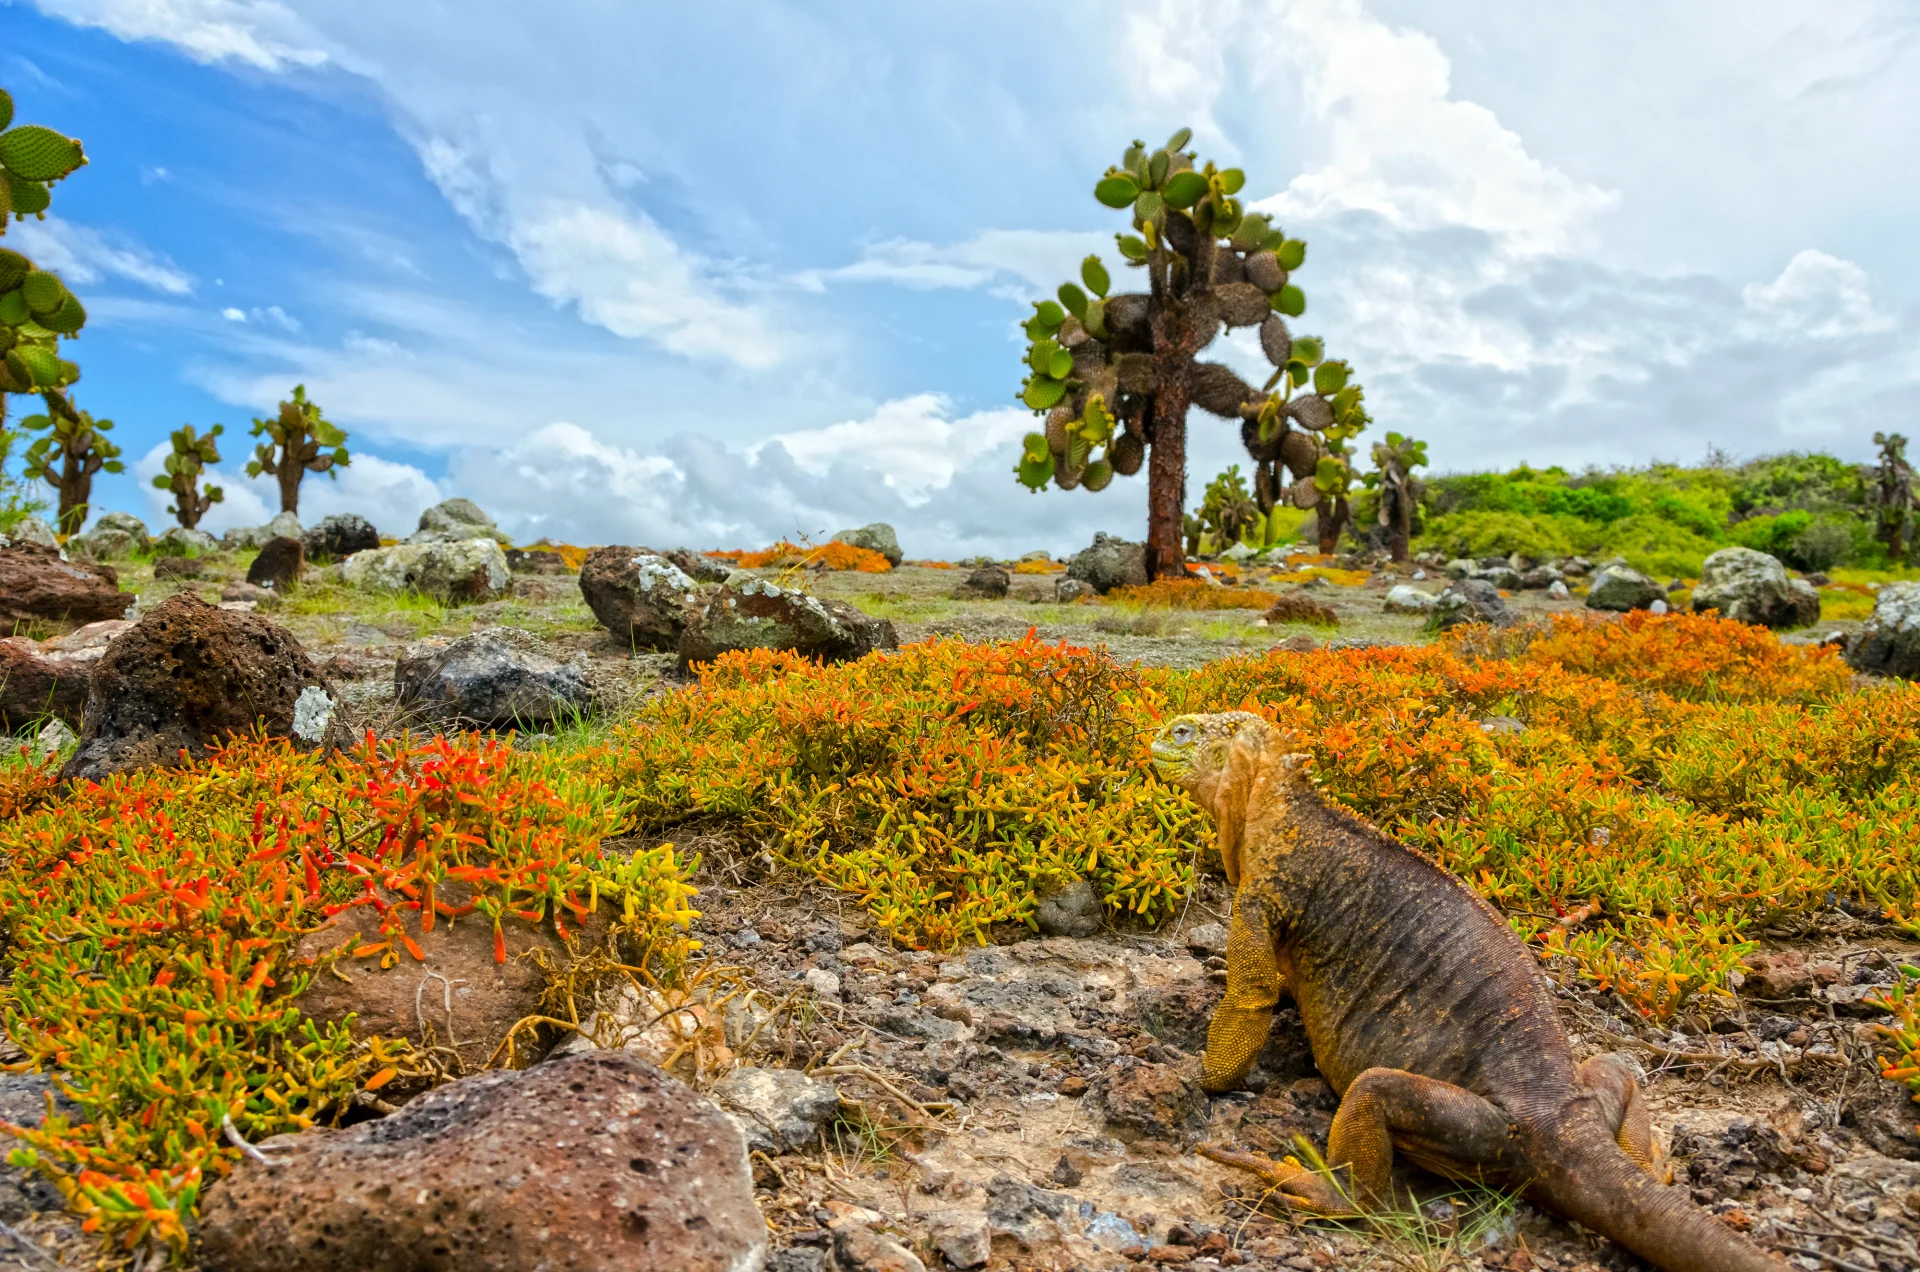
[1383,584,1436,614]
[291,685,335,743]
[804,968,843,1000]
[342,538,510,603]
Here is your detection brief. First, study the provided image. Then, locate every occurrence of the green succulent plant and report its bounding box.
[1362,431,1429,562]
[247,384,349,515]
[1011,127,1370,577]
[153,423,226,530]
[1872,431,1917,563]
[21,398,122,536]
[0,87,88,442]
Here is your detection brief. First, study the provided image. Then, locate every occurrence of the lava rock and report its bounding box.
[1845,581,1920,680]
[196,1053,766,1272]
[394,626,592,728]
[1055,577,1096,603]
[299,513,380,562]
[1516,566,1563,590]
[679,579,896,670]
[342,539,511,604]
[1098,1062,1207,1144]
[832,522,904,567]
[505,547,567,574]
[0,1073,80,1222]
[1034,879,1103,938]
[1690,547,1819,628]
[0,637,90,729]
[1263,592,1338,627]
[246,536,306,592]
[406,497,511,545]
[1585,565,1664,612]
[153,525,218,557]
[925,1210,991,1269]
[579,548,705,650]
[713,1066,842,1154]
[1425,578,1511,631]
[1066,533,1150,594]
[0,540,131,629]
[152,554,202,580]
[666,549,733,584]
[1383,584,1436,614]
[954,565,1010,599]
[831,1223,926,1272]
[60,593,332,782]
[1185,922,1229,956]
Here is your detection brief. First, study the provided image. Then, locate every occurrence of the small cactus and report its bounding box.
[1012,128,1371,577]
[1362,431,1428,562]
[20,397,122,535]
[153,423,226,530]
[247,384,349,515]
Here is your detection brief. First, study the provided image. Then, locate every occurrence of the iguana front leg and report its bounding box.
[1201,900,1285,1093]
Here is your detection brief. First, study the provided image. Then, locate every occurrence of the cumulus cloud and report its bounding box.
[132,441,442,537]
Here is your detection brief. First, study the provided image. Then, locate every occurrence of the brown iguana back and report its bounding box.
[1151,711,1783,1272]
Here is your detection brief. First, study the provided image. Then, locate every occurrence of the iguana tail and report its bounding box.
[1529,1127,1784,1272]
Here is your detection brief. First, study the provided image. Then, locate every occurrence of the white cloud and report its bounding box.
[1740,249,1895,340]
[10,221,194,295]
[801,231,1109,298]
[766,395,1032,501]
[133,441,443,537]
[34,0,331,71]
[221,306,247,321]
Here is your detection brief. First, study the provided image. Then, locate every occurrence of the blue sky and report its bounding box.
[4,0,1918,556]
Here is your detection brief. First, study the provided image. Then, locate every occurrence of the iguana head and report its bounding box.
[1152,711,1304,886]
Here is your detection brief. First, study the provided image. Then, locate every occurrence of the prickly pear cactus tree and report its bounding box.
[0,87,89,432]
[1184,464,1261,557]
[154,423,225,529]
[21,398,122,535]
[1012,127,1371,578]
[247,384,349,515]
[1363,431,1427,562]
[1873,431,1917,562]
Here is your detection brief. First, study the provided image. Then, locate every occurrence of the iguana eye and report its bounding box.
[1171,724,1195,743]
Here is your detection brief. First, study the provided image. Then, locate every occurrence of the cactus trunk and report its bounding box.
[1317,493,1348,556]
[1146,379,1189,580]
[277,463,301,516]
[56,449,90,536]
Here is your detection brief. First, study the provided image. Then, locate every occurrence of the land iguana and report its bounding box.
[1150,711,1783,1272]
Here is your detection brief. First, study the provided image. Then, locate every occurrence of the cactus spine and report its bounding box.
[20,399,122,535]
[1363,431,1428,562]
[154,423,225,529]
[1012,128,1371,576]
[247,384,350,515]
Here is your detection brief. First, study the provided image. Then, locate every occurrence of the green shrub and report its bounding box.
[1791,518,1863,572]
[1415,511,1574,562]
[1729,510,1813,559]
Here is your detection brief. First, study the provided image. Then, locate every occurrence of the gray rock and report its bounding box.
[579,548,706,650]
[1218,540,1256,563]
[395,627,592,728]
[1444,558,1476,579]
[2,515,57,548]
[72,510,150,560]
[1426,579,1511,631]
[831,522,903,566]
[1585,565,1664,612]
[1690,546,1820,629]
[1055,577,1096,604]
[1020,550,1051,562]
[984,1173,1075,1246]
[954,565,1010,599]
[925,1210,991,1269]
[299,513,380,562]
[714,1065,842,1154]
[33,716,77,761]
[1547,579,1571,600]
[1382,584,1435,614]
[1846,581,1920,680]
[666,548,733,584]
[0,1073,81,1222]
[679,579,897,669]
[407,497,511,545]
[153,525,218,557]
[1083,1212,1145,1252]
[1035,879,1102,938]
[222,512,304,552]
[1066,532,1149,594]
[1470,565,1521,590]
[1562,556,1592,577]
[341,538,511,603]
[94,510,151,544]
[1185,922,1229,956]
[1516,565,1562,590]
[197,1053,766,1272]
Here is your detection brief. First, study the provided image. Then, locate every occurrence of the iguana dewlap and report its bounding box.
[1151,712,1783,1272]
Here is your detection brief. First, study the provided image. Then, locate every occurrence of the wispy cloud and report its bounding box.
[11,221,194,295]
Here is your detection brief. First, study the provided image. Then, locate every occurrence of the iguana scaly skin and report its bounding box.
[1151,712,1784,1272]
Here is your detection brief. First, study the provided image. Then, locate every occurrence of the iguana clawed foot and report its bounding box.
[1197,1143,1360,1218]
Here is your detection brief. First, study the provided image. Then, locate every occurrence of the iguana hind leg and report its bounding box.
[1574,1054,1671,1184]
[1201,902,1285,1093]
[1323,1067,1513,1210]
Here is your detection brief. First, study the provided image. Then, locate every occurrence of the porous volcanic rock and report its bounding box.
[579,548,704,650]
[406,497,511,545]
[1097,1061,1207,1144]
[832,522,904,567]
[678,579,896,669]
[60,593,331,782]
[342,539,510,603]
[0,637,90,729]
[299,513,380,562]
[1691,547,1819,629]
[394,626,592,727]
[1034,879,1102,938]
[0,540,132,629]
[667,549,734,584]
[504,547,568,574]
[1065,533,1149,594]
[246,535,306,592]
[1585,565,1664,612]
[1846,580,1920,680]
[1425,578,1511,631]
[953,565,1010,599]
[196,1052,766,1272]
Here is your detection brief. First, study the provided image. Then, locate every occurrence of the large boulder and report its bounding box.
[1425,578,1511,631]
[1066,533,1149,594]
[299,513,380,562]
[832,522,903,566]
[71,510,151,561]
[580,548,705,650]
[196,1053,766,1272]
[224,512,303,551]
[342,539,510,604]
[60,593,334,783]
[1846,582,1920,680]
[1585,565,1664,612]
[152,525,218,557]
[0,540,132,629]
[394,627,592,728]
[1690,546,1819,629]
[679,579,897,669]
[407,497,511,545]
[246,536,306,592]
